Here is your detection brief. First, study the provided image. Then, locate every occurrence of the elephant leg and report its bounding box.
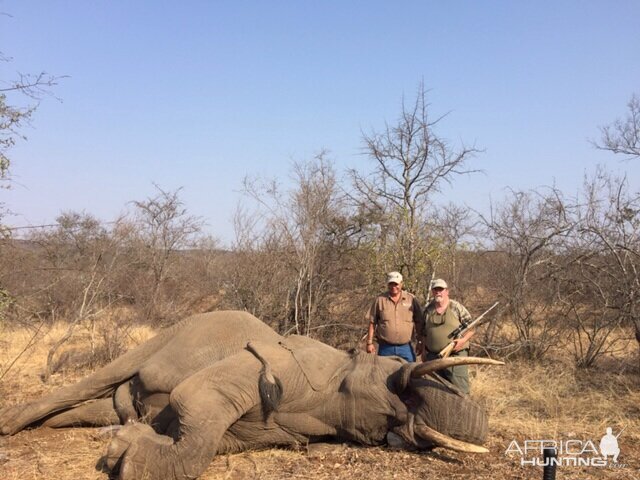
[104,349,267,480]
[142,393,174,434]
[114,380,139,424]
[0,322,180,436]
[0,374,132,435]
[114,376,174,430]
[42,398,120,428]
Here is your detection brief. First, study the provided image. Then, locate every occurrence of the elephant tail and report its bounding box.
[246,342,283,420]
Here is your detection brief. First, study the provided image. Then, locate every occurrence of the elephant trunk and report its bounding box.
[105,423,220,480]
[420,382,488,445]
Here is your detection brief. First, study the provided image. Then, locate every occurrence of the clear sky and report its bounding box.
[2,1,639,244]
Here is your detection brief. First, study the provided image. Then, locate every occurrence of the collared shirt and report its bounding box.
[423,299,471,353]
[367,291,423,345]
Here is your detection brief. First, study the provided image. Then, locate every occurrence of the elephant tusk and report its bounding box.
[414,424,490,453]
[410,357,504,378]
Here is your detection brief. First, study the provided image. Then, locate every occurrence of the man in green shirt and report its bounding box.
[417,278,475,394]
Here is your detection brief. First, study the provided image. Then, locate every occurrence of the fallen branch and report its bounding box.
[0,318,46,382]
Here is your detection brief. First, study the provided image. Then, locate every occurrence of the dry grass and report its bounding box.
[474,359,640,441]
[0,320,156,406]
[1,319,639,479]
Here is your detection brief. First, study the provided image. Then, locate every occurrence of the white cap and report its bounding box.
[386,271,403,284]
[430,278,448,289]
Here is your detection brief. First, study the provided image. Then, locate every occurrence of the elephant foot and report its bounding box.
[102,422,174,479]
[0,404,32,435]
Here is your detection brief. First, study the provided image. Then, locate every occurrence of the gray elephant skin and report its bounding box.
[0,311,502,479]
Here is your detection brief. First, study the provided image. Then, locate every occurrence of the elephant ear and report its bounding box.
[278,336,350,391]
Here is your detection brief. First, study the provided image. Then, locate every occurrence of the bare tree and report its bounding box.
[557,269,627,368]
[481,187,577,360]
[0,40,64,241]
[0,20,65,328]
[1,47,63,182]
[238,154,356,337]
[595,94,640,160]
[350,83,480,289]
[130,185,204,322]
[226,207,294,330]
[23,212,124,381]
[560,168,640,366]
[428,203,480,298]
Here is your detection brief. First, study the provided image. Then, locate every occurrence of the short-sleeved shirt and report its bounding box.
[423,299,471,353]
[367,291,423,345]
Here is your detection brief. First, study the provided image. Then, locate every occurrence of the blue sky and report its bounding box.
[2,1,639,244]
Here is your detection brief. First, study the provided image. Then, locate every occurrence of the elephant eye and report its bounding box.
[403,395,418,409]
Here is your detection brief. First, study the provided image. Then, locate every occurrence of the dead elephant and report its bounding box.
[0,311,503,479]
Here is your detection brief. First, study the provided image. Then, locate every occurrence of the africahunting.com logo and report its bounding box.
[505,426,627,468]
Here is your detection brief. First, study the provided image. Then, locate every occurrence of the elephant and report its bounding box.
[0,311,503,479]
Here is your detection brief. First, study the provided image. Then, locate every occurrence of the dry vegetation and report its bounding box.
[1,88,639,478]
[0,320,638,479]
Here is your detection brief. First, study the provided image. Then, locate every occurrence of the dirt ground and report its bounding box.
[1,324,639,479]
[1,427,639,479]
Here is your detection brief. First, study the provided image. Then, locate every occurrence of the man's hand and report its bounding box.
[415,340,425,356]
[452,330,475,352]
[366,343,376,354]
[452,338,467,352]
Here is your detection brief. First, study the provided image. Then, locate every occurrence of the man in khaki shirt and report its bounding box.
[365,271,423,362]
[418,278,474,393]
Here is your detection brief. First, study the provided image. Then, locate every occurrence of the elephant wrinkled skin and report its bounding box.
[0,311,503,479]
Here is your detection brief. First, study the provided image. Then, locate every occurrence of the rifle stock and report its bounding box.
[439,341,456,359]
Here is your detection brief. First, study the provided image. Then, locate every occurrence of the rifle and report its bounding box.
[438,301,499,358]
[615,426,626,439]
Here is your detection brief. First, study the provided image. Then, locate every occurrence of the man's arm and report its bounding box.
[453,330,475,352]
[365,300,378,354]
[366,321,376,353]
[412,296,425,356]
[457,301,472,323]
[452,301,473,352]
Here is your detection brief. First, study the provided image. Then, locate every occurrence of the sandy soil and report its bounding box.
[1,425,638,479]
[1,324,639,479]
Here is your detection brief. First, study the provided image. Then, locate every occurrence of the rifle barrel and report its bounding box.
[448,301,499,339]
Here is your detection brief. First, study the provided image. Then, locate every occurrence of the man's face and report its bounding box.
[388,282,402,296]
[432,287,449,304]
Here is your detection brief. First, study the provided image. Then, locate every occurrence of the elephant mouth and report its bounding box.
[392,414,488,454]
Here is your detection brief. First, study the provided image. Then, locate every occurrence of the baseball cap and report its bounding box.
[431,278,448,289]
[386,271,403,284]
